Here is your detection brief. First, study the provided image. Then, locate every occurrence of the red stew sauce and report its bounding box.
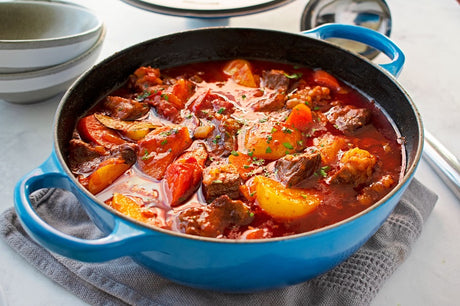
[68,59,404,239]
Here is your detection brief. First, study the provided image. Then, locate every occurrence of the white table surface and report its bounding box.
[0,0,459,305]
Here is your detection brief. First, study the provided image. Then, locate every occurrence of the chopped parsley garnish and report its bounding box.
[160,128,179,137]
[218,107,226,114]
[265,146,272,153]
[284,72,303,79]
[282,127,292,134]
[319,166,330,177]
[141,149,151,160]
[231,150,239,156]
[212,134,221,144]
[251,157,265,166]
[136,90,151,101]
[259,117,268,123]
[282,142,294,150]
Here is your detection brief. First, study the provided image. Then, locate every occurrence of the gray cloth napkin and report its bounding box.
[0,178,437,306]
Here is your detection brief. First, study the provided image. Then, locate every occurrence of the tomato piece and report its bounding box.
[77,114,125,149]
[313,69,341,91]
[164,159,202,207]
[240,228,271,240]
[240,178,257,202]
[285,103,313,131]
[254,176,321,219]
[167,78,194,109]
[188,89,233,117]
[87,160,131,194]
[163,146,208,207]
[223,59,257,88]
[179,145,208,168]
[137,125,192,180]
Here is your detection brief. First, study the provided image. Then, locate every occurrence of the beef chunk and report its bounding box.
[275,151,322,187]
[202,163,242,202]
[261,70,290,91]
[216,117,241,156]
[357,175,396,205]
[329,148,377,187]
[68,140,137,176]
[188,90,234,118]
[176,195,254,238]
[103,96,149,121]
[141,92,183,123]
[325,104,371,133]
[113,143,138,166]
[68,139,106,174]
[251,70,289,112]
[251,91,285,112]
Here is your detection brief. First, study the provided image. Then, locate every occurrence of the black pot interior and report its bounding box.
[56,28,421,178]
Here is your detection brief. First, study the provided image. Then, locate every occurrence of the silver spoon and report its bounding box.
[301,0,460,200]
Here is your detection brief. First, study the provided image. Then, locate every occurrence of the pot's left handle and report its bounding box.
[14,154,153,262]
[302,24,405,77]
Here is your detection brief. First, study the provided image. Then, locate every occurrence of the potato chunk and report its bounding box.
[87,161,131,194]
[223,59,257,88]
[244,122,302,160]
[94,113,160,141]
[254,176,321,219]
[313,133,348,164]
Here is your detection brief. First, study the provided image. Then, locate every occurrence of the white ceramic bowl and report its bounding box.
[0,24,106,104]
[0,1,103,73]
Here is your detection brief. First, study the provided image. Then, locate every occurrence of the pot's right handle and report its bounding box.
[14,154,155,262]
[302,24,405,77]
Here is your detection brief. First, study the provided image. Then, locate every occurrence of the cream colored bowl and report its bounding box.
[0,1,103,73]
[0,24,106,104]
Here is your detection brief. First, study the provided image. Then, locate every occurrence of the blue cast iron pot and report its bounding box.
[14,25,422,292]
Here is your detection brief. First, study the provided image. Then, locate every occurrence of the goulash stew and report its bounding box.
[68,59,404,239]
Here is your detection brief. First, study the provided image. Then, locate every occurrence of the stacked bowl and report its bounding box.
[0,1,105,104]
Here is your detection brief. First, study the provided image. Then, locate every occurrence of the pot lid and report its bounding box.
[121,0,295,18]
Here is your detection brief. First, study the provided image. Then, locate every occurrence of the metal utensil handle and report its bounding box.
[302,23,405,77]
[423,131,460,200]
